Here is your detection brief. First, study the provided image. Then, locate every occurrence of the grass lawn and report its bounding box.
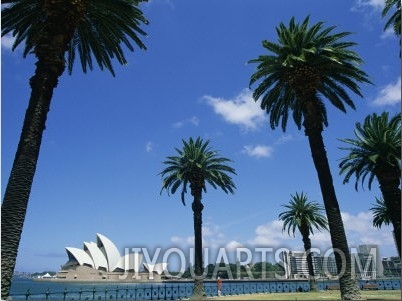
[210,290,401,300]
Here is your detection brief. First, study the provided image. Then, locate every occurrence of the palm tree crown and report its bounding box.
[339,112,401,190]
[160,137,236,204]
[1,0,148,76]
[249,16,372,132]
[279,192,328,237]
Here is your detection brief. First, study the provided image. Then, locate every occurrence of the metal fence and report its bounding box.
[10,278,401,300]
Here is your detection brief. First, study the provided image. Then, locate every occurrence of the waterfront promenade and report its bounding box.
[9,278,401,300]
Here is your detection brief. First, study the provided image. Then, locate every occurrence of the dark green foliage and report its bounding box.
[339,112,401,257]
[371,197,392,229]
[339,112,401,190]
[382,0,401,36]
[279,192,328,237]
[249,16,372,132]
[181,261,285,279]
[1,0,148,76]
[160,137,236,206]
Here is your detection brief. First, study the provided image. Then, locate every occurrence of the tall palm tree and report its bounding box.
[278,192,328,292]
[339,112,401,257]
[160,137,236,299]
[1,1,148,299]
[248,16,371,300]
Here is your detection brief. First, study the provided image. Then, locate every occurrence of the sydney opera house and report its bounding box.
[54,233,168,281]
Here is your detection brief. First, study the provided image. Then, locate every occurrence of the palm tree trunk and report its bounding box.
[304,126,362,300]
[1,4,76,298]
[191,193,205,299]
[376,170,401,258]
[301,227,317,292]
[1,59,64,300]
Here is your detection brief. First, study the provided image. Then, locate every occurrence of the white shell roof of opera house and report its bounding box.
[63,233,166,273]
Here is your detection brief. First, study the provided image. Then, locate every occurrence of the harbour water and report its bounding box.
[9,278,401,300]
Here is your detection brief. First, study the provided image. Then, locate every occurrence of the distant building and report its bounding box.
[51,233,168,281]
[351,244,383,279]
[315,254,337,278]
[280,250,323,279]
[382,256,401,277]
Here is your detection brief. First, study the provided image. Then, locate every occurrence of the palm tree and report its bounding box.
[1,1,148,299]
[248,16,371,300]
[160,137,236,299]
[278,192,328,292]
[382,0,401,55]
[339,112,401,257]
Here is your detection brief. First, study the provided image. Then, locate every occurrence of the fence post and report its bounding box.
[63,288,68,300]
[79,288,83,300]
[25,289,30,300]
[92,287,96,300]
[170,283,174,301]
[45,288,50,300]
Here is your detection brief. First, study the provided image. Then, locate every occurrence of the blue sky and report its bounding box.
[1,0,401,273]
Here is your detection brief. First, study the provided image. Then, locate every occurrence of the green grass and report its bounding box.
[210,290,401,300]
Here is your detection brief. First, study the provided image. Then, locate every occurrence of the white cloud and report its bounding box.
[170,223,226,249]
[1,35,15,50]
[225,240,244,250]
[341,211,395,252]
[381,28,396,39]
[371,77,401,106]
[203,89,266,131]
[172,116,200,128]
[247,220,291,248]
[247,211,395,256]
[351,0,386,33]
[169,210,396,265]
[242,145,273,159]
[275,134,296,145]
[171,235,194,246]
[352,0,384,11]
[145,141,154,153]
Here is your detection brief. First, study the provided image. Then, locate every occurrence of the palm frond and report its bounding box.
[370,197,392,228]
[339,112,401,190]
[1,0,149,76]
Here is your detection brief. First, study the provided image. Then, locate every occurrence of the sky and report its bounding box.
[1,0,401,273]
